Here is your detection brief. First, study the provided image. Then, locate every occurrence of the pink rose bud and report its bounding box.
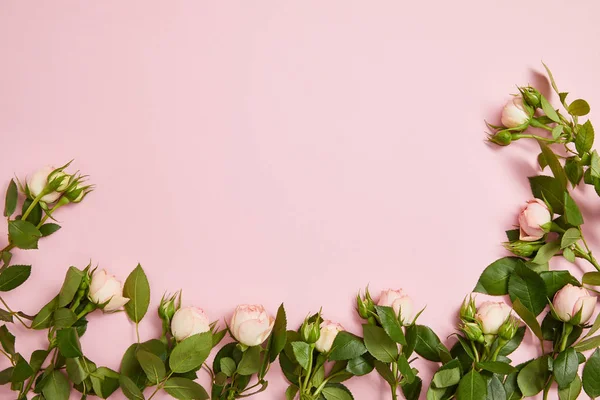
[475,301,512,335]
[315,320,344,353]
[230,304,275,347]
[88,269,130,312]
[501,96,530,128]
[27,166,62,204]
[518,199,551,241]
[170,306,211,341]
[377,289,414,325]
[553,284,596,324]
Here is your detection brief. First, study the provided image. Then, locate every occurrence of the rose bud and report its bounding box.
[159,291,181,323]
[460,295,477,322]
[27,166,63,203]
[315,320,344,353]
[171,306,211,341]
[301,318,321,344]
[230,304,275,347]
[377,289,414,325]
[461,322,484,344]
[356,293,370,319]
[501,96,531,128]
[519,87,541,108]
[553,284,596,324]
[518,199,552,241]
[498,316,520,341]
[88,269,130,312]
[503,240,543,257]
[475,301,512,335]
[488,130,512,146]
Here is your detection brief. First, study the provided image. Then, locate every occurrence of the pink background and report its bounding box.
[1,2,600,399]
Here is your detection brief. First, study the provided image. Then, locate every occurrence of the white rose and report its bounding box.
[88,269,129,312]
[475,301,512,335]
[501,96,530,128]
[171,306,211,341]
[377,289,414,325]
[230,304,275,347]
[27,166,62,203]
[553,284,596,324]
[315,320,344,353]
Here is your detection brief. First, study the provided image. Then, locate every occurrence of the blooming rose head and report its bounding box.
[553,284,596,324]
[88,269,129,312]
[377,289,414,325]
[171,306,211,341]
[501,96,530,128]
[475,301,512,335]
[518,199,551,241]
[230,304,275,347]
[27,166,63,203]
[315,320,344,353]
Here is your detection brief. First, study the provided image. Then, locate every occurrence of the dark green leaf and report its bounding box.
[8,220,41,250]
[11,353,33,383]
[123,264,150,323]
[561,228,581,249]
[583,349,600,397]
[56,328,83,358]
[31,296,59,330]
[575,335,600,352]
[537,140,567,189]
[512,298,543,341]
[413,324,444,362]
[268,303,287,362]
[559,374,582,400]
[582,271,600,286]
[362,324,398,363]
[0,264,31,292]
[291,341,311,370]
[374,305,406,344]
[529,175,565,214]
[374,360,395,385]
[90,367,120,398]
[65,357,96,385]
[58,266,84,307]
[474,257,524,295]
[321,383,354,400]
[499,326,526,356]
[163,377,209,400]
[486,374,506,400]
[345,354,374,376]
[401,375,422,400]
[541,95,560,123]
[456,369,487,400]
[477,361,516,375]
[169,332,213,373]
[219,357,236,377]
[329,331,367,361]
[432,366,460,388]
[508,263,548,316]
[4,180,17,217]
[517,356,551,396]
[554,348,578,389]
[563,193,583,226]
[564,157,583,187]
[42,370,70,400]
[531,240,561,265]
[237,345,261,375]
[541,270,579,299]
[119,375,145,400]
[0,309,12,323]
[576,120,595,154]
[39,223,61,237]
[0,325,15,355]
[397,354,415,383]
[53,308,77,329]
[568,99,590,116]
[136,350,166,383]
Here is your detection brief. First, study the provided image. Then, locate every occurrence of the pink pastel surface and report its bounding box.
[1,1,600,399]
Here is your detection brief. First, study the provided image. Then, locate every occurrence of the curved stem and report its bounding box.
[0,297,30,329]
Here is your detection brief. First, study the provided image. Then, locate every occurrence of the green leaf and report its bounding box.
[169,332,213,373]
[285,385,299,400]
[401,375,422,400]
[53,308,77,329]
[456,369,487,400]
[583,349,600,397]
[499,326,526,356]
[477,361,516,375]
[554,348,578,389]
[504,371,522,400]
[66,357,96,385]
[529,175,565,214]
[345,354,374,376]
[559,374,582,400]
[511,298,543,341]
[374,305,406,344]
[531,240,561,265]
[552,125,564,139]
[517,356,551,396]
[237,345,261,375]
[574,335,600,352]
[413,324,444,362]
[0,309,12,323]
[582,271,600,285]
[362,324,398,363]
[7,220,41,250]
[163,377,209,400]
[538,140,567,189]
[487,374,507,400]
[474,257,524,295]
[397,354,416,383]
[219,357,236,377]
[4,180,17,217]
[291,341,311,370]
[90,367,121,398]
[329,331,367,361]
[321,383,354,400]
[42,370,70,400]
[58,266,84,307]
[11,353,33,383]
[561,228,581,249]
[39,223,61,237]
[563,247,576,263]
[564,157,584,187]
[540,95,560,122]
[576,120,595,154]
[31,296,58,330]
[136,349,165,383]
[0,264,31,292]
[542,63,561,96]
[267,303,287,362]
[568,99,590,116]
[123,264,150,323]
[0,325,15,355]
[591,150,600,179]
[119,375,145,400]
[508,263,548,316]
[540,270,580,298]
[563,193,583,226]
[432,366,460,388]
[56,328,83,358]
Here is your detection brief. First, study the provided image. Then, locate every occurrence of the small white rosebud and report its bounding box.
[315,320,344,353]
[88,269,130,312]
[501,96,530,128]
[170,306,210,342]
[230,304,275,347]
